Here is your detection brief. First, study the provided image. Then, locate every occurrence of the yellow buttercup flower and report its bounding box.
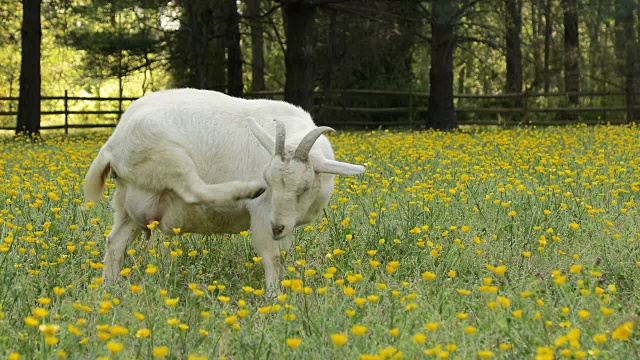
[612,322,633,341]
[351,325,367,336]
[330,333,348,346]
[286,338,302,350]
[136,328,151,338]
[164,297,179,306]
[106,342,123,354]
[152,346,169,358]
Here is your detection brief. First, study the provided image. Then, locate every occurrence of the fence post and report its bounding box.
[64,90,69,135]
[522,92,528,124]
[408,87,414,128]
[627,91,637,123]
[118,95,123,116]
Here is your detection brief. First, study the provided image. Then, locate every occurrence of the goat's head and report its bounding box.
[248,118,365,240]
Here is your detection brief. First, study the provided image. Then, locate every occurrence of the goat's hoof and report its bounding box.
[251,187,266,199]
[238,183,266,200]
[264,290,280,300]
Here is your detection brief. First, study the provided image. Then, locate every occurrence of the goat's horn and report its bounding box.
[293,126,334,162]
[275,120,286,159]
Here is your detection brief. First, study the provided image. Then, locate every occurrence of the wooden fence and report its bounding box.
[297,89,631,127]
[0,90,138,134]
[0,89,633,133]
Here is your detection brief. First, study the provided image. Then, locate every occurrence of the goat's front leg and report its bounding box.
[251,221,293,297]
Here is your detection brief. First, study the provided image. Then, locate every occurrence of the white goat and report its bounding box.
[84,88,365,294]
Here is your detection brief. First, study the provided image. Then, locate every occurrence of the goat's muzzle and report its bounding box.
[271,223,285,240]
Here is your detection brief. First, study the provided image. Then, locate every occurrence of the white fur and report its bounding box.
[84,89,365,294]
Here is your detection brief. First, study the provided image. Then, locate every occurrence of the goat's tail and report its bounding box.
[84,148,111,203]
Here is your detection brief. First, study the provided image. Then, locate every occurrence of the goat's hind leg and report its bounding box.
[103,188,141,283]
[168,152,265,204]
[103,211,140,282]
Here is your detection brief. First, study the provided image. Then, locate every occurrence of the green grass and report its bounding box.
[0,124,639,359]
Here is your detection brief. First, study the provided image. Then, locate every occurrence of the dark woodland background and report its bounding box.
[3,0,640,134]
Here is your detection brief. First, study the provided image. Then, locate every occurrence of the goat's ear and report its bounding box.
[247,117,275,155]
[315,158,365,176]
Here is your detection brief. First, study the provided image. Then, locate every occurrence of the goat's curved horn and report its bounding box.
[293,126,334,162]
[275,120,286,159]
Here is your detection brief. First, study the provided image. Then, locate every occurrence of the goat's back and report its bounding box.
[102,89,318,185]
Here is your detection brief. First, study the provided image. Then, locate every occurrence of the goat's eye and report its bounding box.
[296,186,309,199]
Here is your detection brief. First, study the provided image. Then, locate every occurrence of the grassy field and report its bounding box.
[0,125,639,359]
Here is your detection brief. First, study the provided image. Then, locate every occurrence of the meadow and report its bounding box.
[0,125,639,359]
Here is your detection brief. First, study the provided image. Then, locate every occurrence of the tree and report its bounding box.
[562,0,579,105]
[505,0,522,100]
[65,1,168,95]
[614,0,626,78]
[169,0,249,94]
[0,1,21,105]
[225,0,243,96]
[247,0,265,92]
[188,0,212,89]
[16,0,41,136]
[208,0,227,91]
[280,0,316,111]
[313,1,417,125]
[6,0,640,129]
[615,0,638,122]
[530,0,543,90]
[315,1,416,90]
[543,0,552,92]
[426,0,458,130]
[584,0,605,92]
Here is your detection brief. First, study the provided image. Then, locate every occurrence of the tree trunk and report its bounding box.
[16,0,42,136]
[625,15,637,122]
[616,0,638,122]
[188,0,210,89]
[543,0,552,92]
[247,0,265,92]
[210,0,226,92]
[225,0,243,96]
[587,1,603,92]
[427,0,456,130]
[283,0,315,111]
[458,65,466,94]
[614,0,627,79]
[505,0,523,104]
[562,0,579,105]
[532,0,543,89]
[324,11,337,90]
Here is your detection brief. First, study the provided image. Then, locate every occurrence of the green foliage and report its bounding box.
[63,0,169,89]
[0,0,637,122]
[315,1,417,91]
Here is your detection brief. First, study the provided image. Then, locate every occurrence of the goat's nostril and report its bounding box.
[272,225,285,236]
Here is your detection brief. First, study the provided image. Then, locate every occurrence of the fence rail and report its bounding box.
[0,89,634,133]
[250,89,633,127]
